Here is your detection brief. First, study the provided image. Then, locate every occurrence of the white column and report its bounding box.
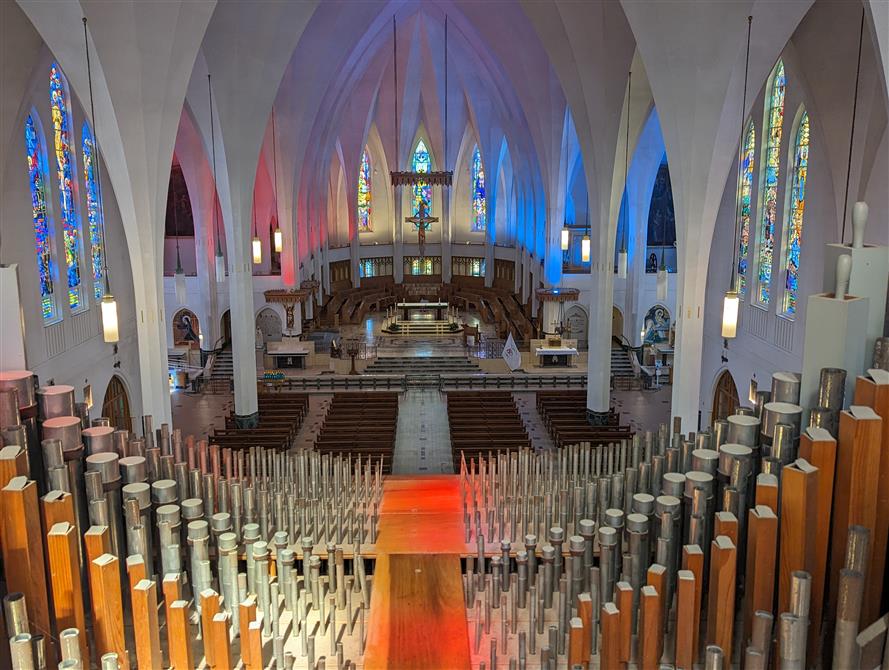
[227,203,259,426]
[586,263,614,422]
[442,185,453,283]
[393,185,404,283]
[0,266,27,368]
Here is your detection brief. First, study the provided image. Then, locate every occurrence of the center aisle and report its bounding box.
[364,476,471,669]
[392,389,454,474]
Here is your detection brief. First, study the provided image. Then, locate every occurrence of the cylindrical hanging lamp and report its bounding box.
[561,226,570,251]
[83,18,118,343]
[581,231,591,264]
[723,16,753,339]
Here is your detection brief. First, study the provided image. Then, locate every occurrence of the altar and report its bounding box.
[397,301,448,321]
[266,338,311,369]
[535,346,579,367]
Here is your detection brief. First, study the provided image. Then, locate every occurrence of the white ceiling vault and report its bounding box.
[5,0,887,426]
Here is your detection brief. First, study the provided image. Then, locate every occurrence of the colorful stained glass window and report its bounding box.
[471,144,486,232]
[50,63,83,310]
[82,123,104,301]
[357,147,372,232]
[25,115,58,321]
[359,259,375,278]
[782,111,809,317]
[736,122,755,296]
[410,257,434,275]
[756,61,786,305]
[411,139,432,220]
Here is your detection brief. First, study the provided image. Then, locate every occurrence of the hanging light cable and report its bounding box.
[209,74,226,280]
[271,108,282,253]
[172,179,187,304]
[617,70,632,278]
[722,16,753,338]
[83,17,118,343]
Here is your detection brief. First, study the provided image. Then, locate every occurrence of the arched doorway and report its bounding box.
[102,375,131,431]
[712,370,740,421]
[256,308,283,343]
[172,309,200,348]
[220,310,232,347]
[612,306,624,340]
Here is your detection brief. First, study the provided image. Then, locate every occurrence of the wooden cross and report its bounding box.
[405,200,438,258]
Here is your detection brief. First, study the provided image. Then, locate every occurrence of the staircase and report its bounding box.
[611,345,640,391]
[365,356,481,376]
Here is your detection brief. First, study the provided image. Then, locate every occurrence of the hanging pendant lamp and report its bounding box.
[656,255,668,301]
[723,16,753,338]
[581,228,591,264]
[617,71,632,279]
[561,224,570,251]
[252,193,262,265]
[271,108,283,253]
[83,18,118,343]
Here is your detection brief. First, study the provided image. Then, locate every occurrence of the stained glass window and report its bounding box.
[25,115,58,321]
[756,61,786,305]
[471,144,486,232]
[781,111,809,317]
[411,139,431,220]
[50,63,83,310]
[736,122,755,296]
[410,258,433,275]
[82,123,104,300]
[359,259,375,278]
[357,147,372,232]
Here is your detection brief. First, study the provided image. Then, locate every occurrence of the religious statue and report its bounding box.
[405,200,438,258]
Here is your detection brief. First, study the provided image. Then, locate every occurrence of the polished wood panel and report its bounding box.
[200,589,221,669]
[167,600,194,670]
[600,602,622,669]
[89,553,128,669]
[1,476,56,666]
[675,570,696,670]
[682,544,704,665]
[707,536,736,658]
[830,407,882,626]
[640,584,662,670]
[799,426,836,660]
[779,459,818,619]
[132,579,162,669]
[616,581,633,663]
[46,521,88,662]
[853,375,889,625]
[745,505,777,644]
[365,554,471,669]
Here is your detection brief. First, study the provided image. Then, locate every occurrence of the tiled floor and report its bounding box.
[391,390,455,475]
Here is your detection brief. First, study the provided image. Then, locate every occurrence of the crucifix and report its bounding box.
[404,199,438,258]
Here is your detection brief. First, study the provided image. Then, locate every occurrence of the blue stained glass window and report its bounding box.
[736,122,755,296]
[756,61,786,305]
[50,63,83,310]
[782,111,809,317]
[471,144,486,232]
[26,115,58,321]
[82,123,104,300]
[411,139,432,220]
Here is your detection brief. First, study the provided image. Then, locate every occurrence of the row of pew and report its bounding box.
[536,389,634,447]
[213,392,309,450]
[313,392,398,473]
[447,391,531,470]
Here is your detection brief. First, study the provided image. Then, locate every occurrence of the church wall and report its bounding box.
[1,48,143,421]
[697,46,887,426]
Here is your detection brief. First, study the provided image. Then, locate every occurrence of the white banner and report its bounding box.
[502,332,521,371]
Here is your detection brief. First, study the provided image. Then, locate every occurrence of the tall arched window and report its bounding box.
[25,114,58,322]
[781,111,809,317]
[411,139,431,218]
[357,147,372,232]
[82,122,104,300]
[736,122,755,296]
[471,144,486,232]
[755,60,786,305]
[50,63,84,311]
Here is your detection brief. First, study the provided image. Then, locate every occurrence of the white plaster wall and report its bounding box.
[1,49,142,421]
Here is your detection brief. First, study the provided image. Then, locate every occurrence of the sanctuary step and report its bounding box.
[365,356,481,376]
